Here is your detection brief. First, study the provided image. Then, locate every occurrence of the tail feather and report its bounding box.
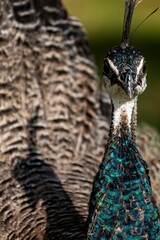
[34,0,67,26]
[10,0,67,29]
[10,0,40,29]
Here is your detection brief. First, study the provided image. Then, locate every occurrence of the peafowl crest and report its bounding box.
[87,0,160,239]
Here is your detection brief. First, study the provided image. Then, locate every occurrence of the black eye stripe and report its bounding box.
[142,64,147,74]
[103,60,110,75]
[103,60,118,86]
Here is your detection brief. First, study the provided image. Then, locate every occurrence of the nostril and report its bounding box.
[121,72,127,81]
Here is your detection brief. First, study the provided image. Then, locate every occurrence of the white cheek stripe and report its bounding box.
[107,58,119,75]
[137,58,144,75]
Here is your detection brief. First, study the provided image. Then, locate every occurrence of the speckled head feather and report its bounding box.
[103,45,147,98]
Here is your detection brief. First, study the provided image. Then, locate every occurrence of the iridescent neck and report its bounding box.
[87,92,160,239]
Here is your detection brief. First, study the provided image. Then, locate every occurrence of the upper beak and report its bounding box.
[119,71,135,98]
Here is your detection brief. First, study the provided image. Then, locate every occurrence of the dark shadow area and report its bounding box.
[12,109,86,239]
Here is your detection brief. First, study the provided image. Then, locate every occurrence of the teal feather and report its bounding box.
[87,126,160,239]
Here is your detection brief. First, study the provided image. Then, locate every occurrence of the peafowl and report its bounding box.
[0,0,159,239]
[87,0,160,239]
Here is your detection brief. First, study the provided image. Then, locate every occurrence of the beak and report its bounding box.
[119,71,135,98]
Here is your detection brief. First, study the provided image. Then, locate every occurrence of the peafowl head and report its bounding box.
[103,45,147,99]
[103,0,148,101]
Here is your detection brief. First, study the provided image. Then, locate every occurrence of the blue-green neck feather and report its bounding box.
[87,125,160,239]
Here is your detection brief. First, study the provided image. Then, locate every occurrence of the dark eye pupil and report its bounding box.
[142,64,147,74]
[103,60,110,75]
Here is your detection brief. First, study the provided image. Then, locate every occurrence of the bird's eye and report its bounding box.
[137,79,142,86]
[142,63,147,74]
[103,60,111,76]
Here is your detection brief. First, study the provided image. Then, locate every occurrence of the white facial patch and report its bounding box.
[137,58,144,76]
[135,57,147,95]
[107,59,119,75]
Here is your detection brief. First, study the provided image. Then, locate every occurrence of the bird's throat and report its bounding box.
[109,96,137,140]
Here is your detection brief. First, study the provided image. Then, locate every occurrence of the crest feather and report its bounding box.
[121,0,142,46]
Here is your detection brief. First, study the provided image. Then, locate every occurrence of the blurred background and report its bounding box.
[63,0,160,130]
